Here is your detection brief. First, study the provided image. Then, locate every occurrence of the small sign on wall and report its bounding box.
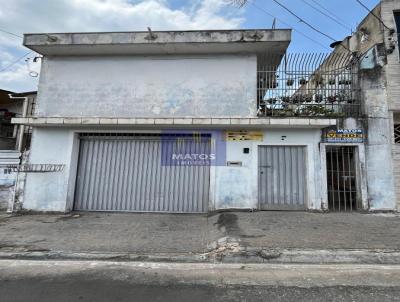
[324,129,364,143]
[226,131,264,141]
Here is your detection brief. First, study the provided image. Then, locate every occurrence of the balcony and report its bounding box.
[257,53,360,118]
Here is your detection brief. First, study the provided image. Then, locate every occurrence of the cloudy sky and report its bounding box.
[0,0,379,92]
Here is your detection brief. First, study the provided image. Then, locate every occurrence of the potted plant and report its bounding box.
[313,74,324,86]
[327,95,337,103]
[314,94,324,103]
[299,78,307,85]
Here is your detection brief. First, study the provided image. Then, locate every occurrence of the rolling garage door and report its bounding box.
[74,134,210,213]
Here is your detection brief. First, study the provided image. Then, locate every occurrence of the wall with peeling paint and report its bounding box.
[362,67,396,210]
[326,0,398,211]
[36,55,257,118]
[0,171,16,210]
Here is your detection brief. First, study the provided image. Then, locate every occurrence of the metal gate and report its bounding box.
[326,146,357,211]
[258,146,306,210]
[74,134,210,213]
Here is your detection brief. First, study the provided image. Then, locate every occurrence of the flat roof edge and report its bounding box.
[23,29,291,56]
[23,28,291,36]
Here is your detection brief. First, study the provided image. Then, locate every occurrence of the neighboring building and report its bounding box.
[9,24,394,213]
[0,90,36,210]
[0,89,35,150]
[322,0,400,211]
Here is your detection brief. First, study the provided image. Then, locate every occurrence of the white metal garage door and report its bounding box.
[74,134,210,213]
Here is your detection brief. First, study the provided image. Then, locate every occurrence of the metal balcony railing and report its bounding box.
[257,53,360,118]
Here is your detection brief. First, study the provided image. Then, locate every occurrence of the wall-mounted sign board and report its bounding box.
[324,129,364,143]
[226,131,264,141]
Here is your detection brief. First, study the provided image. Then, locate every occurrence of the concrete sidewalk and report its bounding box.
[1,211,400,263]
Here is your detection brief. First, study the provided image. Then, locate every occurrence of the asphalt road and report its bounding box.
[2,279,400,302]
[2,260,400,302]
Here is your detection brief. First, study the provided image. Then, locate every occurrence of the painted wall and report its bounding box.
[36,55,257,118]
[23,128,78,212]
[22,127,323,212]
[213,128,322,210]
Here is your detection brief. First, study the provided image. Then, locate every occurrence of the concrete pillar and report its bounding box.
[361,68,396,210]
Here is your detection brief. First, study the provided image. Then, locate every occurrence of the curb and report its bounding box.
[1,248,400,264]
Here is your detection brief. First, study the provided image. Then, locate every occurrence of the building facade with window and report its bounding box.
[9,23,396,213]
[336,0,400,211]
[383,1,400,210]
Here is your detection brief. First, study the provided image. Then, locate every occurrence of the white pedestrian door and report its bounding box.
[258,146,306,210]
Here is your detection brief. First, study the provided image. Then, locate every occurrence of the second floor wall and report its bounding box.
[382,0,400,112]
[36,54,257,118]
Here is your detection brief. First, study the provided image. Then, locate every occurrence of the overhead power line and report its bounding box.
[270,0,351,52]
[0,28,23,39]
[299,0,352,32]
[270,0,337,42]
[354,0,391,30]
[250,1,330,51]
[309,0,352,28]
[0,51,32,73]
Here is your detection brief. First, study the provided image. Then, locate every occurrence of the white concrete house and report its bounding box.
[11,28,383,213]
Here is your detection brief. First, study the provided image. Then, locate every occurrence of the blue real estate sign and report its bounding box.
[325,128,364,143]
[160,130,226,166]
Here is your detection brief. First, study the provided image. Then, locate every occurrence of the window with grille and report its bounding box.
[394,123,400,144]
[394,12,400,51]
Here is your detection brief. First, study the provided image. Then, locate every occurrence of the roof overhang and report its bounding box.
[9,91,37,98]
[12,117,335,129]
[23,29,291,59]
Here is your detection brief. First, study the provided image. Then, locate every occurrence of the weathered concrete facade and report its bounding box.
[21,126,331,212]
[11,26,394,213]
[328,0,400,210]
[37,55,257,118]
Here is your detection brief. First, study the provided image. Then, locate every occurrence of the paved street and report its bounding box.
[1,260,400,302]
[3,281,400,302]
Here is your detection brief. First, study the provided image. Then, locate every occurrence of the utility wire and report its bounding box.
[299,0,352,32]
[270,0,337,42]
[269,0,351,52]
[0,51,32,73]
[250,1,330,51]
[354,0,391,30]
[0,28,23,39]
[309,0,352,28]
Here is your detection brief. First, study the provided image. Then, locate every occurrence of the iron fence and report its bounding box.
[257,53,360,118]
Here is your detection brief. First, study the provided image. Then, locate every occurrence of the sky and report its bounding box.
[0,0,380,92]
